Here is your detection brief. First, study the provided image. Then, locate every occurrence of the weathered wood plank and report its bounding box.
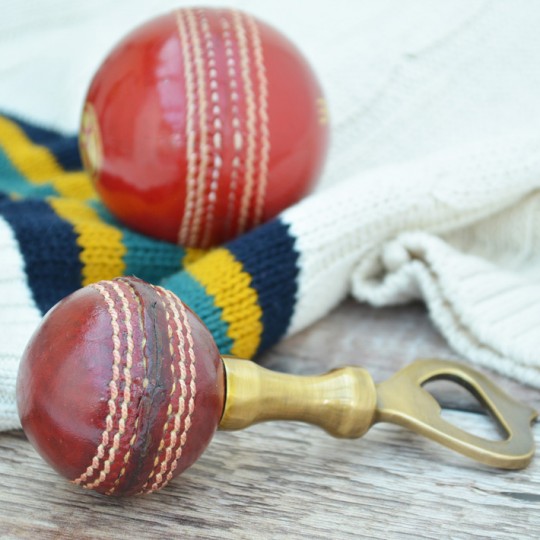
[0,301,538,539]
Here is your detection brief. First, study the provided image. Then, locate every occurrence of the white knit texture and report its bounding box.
[1,0,540,428]
[0,217,42,431]
[282,133,540,388]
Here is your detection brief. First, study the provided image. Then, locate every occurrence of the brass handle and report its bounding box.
[220,357,377,438]
[219,357,537,470]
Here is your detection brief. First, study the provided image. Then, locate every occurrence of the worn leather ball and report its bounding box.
[17,277,225,496]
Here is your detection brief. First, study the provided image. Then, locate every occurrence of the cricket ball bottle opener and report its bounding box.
[17,278,537,496]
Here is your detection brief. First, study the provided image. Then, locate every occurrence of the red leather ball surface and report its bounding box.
[17,277,225,496]
[80,7,329,247]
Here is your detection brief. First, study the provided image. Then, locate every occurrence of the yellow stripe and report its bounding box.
[49,170,96,200]
[0,117,123,283]
[49,197,126,285]
[186,248,262,358]
[182,248,207,267]
[0,116,63,178]
[0,116,96,201]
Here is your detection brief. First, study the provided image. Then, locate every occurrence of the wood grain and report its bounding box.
[1,300,538,539]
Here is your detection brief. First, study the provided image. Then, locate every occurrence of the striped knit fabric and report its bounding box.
[0,114,191,289]
[0,111,301,358]
[0,110,301,362]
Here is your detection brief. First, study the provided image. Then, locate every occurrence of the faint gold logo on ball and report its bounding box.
[317,97,329,126]
[80,102,103,180]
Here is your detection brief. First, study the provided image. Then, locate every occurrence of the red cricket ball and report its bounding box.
[80,7,329,247]
[17,278,225,496]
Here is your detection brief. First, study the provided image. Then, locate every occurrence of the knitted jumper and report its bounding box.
[2,112,540,434]
[0,112,302,430]
[2,1,540,431]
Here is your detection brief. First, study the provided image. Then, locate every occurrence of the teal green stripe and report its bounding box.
[90,200,186,284]
[0,146,56,198]
[162,270,233,354]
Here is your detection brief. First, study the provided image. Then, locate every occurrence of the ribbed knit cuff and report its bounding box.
[0,216,41,430]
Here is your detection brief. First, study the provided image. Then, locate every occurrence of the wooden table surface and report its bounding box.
[1,300,538,539]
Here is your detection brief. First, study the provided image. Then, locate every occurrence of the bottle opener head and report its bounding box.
[375,359,538,469]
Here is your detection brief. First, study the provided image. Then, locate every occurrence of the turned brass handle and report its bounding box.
[220,357,376,438]
[219,357,537,470]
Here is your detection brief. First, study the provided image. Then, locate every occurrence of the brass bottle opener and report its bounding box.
[220,357,537,469]
[18,278,538,496]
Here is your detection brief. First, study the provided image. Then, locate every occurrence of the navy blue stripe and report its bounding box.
[226,218,300,355]
[0,194,83,313]
[1,113,82,171]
